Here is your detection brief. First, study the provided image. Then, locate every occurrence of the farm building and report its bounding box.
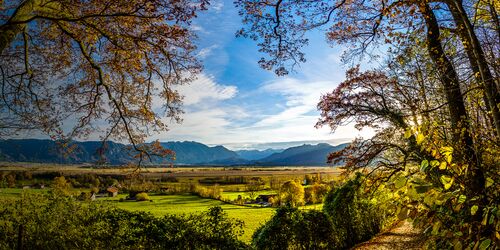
[256,194,277,203]
[106,187,119,197]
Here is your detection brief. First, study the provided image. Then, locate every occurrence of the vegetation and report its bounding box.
[237,0,499,247]
[0,193,245,249]
[253,174,387,249]
[278,180,305,207]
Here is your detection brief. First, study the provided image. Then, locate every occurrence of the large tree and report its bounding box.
[0,0,208,158]
[237,0,499,244]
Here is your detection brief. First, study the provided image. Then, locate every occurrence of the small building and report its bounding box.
[106,187,119,197]
[31,183,45,189]
[256,194,278,203]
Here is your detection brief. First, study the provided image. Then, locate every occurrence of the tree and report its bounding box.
[51,176,71,196]
[0,0,208,160]
[279,180,304,207]
[237,0,499,246]
[246,177,264,200]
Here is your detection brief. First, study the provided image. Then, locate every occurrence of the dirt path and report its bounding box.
[353,220,426,250]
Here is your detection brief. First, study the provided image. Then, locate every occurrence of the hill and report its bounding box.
[255,143,348,166]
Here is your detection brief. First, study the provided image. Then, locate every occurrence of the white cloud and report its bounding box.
[211,0,224,12]
[197,44,219,59]
[175,74,237,106]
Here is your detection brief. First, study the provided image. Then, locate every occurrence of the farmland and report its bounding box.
[0,163,340,242]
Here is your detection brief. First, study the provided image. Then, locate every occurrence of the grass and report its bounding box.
[0,187,326,243]
[102,193,275,242]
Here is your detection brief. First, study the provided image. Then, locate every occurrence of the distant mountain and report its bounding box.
[235,148,283,161]
[159,141,239,164]
[0,139,131,164]
[0,139,348,166]
[255,143,348,166]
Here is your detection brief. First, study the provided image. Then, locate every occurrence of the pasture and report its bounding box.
[0,164,341,242]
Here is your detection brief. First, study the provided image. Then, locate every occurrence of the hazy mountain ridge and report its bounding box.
[255,143,348,166]
[0,139,347,166]
[234,148,283,161]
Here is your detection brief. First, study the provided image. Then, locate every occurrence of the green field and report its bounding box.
[102,193,275,242]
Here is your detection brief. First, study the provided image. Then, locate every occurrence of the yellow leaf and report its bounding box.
[440,175,454,190]
[439,161,447,170]
[416,133,425,145]
[404,129,412,139]
[471,205,478,215]
[485,177,494,188]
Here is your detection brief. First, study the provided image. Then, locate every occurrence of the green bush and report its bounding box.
[135,192,150,201]
[0,193,246,249]
[323,173,385,249]
[252,174,387,250]
[252,207,336,250]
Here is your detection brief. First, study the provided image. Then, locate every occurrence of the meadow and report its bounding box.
[0,164,338,242]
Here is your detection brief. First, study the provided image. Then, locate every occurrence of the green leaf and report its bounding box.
[415,184,432,194]
[420,160,429,172]
[394,176,406,189]
[431,221,441,235]
[478,239,491,250]
[458,195,466,204]
[471,205,479,216]
[453,240,463,250]
[485,177,493,188]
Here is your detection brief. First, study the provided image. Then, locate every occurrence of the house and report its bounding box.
[106,187,119,197]
[256,194,278,203]
[31,183,45,189]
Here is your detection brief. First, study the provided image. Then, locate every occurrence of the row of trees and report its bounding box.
[236,0,499,247]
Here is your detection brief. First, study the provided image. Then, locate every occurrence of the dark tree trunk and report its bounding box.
[446,0,500,139]
[418,3,485,197]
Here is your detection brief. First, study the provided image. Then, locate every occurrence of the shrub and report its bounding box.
[323,174,385,249]
[135,192,150,201]
[51,176,72,196]
[252,207,336,249]
[0,193,245,249]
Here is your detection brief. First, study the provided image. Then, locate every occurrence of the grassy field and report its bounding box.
[0,164,339,243]
[100,193,275,242]
[0,187,325,243]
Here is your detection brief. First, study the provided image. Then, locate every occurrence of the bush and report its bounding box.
[252,207,336,249]
[252,174,387,250]
[323,174,385,249]
[0,193,246,249]
[135,192,150,201]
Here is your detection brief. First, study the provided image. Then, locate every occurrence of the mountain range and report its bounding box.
[0,139,348,166]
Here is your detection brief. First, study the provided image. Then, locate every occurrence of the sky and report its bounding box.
[149,0,375,150]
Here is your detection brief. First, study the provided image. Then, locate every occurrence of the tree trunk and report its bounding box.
[446,0,500,139]
[418,3,484,197]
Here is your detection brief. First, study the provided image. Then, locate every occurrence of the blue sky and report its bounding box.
[150,0,375,150]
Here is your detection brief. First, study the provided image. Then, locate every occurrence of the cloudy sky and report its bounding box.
[150,0,375,150]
